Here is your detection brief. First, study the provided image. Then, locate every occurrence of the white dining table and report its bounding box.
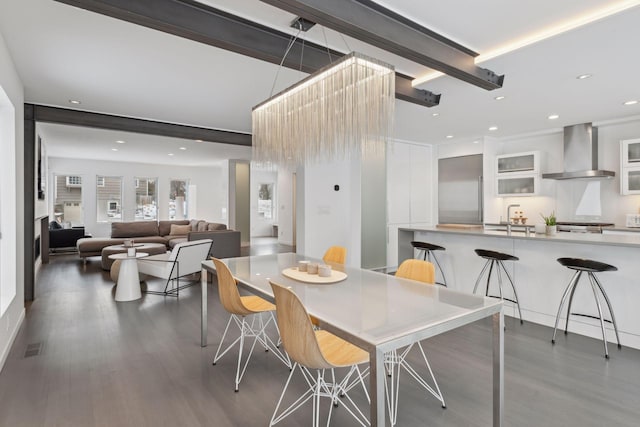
[201,253,504,427]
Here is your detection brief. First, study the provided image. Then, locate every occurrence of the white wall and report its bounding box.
[47,157,229,237]
[0,31,25,373]
[276,169,295,246]
[301,159,356,265]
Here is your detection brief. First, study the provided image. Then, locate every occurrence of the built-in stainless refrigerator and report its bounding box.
[438,154,483,224]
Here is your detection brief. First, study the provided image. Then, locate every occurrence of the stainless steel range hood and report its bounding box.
[542,123,615,180]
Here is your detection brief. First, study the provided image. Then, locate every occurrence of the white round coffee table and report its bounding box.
[109,252,149,301]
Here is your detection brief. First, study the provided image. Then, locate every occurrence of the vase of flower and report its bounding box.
[540,211,557,235]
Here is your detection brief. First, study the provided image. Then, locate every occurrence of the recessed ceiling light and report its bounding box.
[116,140,126,144]
[179,147,187,150]
[548,114,560,120]
[446,135,453,139]
[432,112,439,117]
[576,74,592,80]
[624,100,638,106]
[488,126,498,131]
[195,139,204,143]
[473,140,481,144]
[168,153,174,156]
[494,96,505,101]
[111,148,118,152]
[69,99,81,104]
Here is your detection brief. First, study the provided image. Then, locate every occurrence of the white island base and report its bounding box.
[399,227,640,350]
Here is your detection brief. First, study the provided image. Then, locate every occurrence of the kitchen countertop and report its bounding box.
[400,225,640,248]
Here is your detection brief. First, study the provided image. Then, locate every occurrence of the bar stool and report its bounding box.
[410,241,447,286]
[473,249,523,323]
[552,257,622,359]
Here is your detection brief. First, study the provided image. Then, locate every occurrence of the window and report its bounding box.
[65,175,81,187]
[135,177,158,221]
[54,174,83,226]
[96,176,122,222]
[169,179,188,219]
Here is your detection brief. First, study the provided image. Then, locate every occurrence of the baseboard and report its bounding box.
[0,308,26,373]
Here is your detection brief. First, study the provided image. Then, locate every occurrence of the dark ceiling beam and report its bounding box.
[260,0,504,90]
[31,105,252,146]
[54,0,439,107]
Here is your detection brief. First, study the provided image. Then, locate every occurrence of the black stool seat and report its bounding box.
[475,249,519,262]
[557,257,617,272]
[553,256,621,358]
[472,248,523,323]
[411,241,445,252]
[410,241,447,286]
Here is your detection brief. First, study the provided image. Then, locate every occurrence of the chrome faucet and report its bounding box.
[507,204,520,224]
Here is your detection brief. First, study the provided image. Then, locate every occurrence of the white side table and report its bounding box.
[109,252,149,302]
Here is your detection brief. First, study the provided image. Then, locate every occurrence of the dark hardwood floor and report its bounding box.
[0,246,638,426]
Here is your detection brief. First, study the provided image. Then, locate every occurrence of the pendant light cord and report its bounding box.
[270,28,302,97]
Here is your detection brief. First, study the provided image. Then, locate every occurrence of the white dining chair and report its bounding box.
[137,239,212,296]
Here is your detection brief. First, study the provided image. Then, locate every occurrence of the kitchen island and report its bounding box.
[398,226,640,350]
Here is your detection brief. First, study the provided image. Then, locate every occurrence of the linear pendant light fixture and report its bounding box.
[252,52,395,166]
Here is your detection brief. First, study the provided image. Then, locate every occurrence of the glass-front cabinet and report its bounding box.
[621,167,640,195]
[496,151,539,174]
[621,139,640,195]
[621,138,640,165]
[495,151,540,196]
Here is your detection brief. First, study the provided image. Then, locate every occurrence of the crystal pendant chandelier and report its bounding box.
[252,52,395,167]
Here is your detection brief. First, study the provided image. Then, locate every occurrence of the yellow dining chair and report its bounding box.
[269,281,370,427]
[387,259,445,425]
[322,246,347,265]
[211,258,289,391]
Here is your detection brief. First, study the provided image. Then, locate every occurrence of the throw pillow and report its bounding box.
[170,224,191,236]
[207,223,227,231]
[197,221,208,232]
[189,219,200,231]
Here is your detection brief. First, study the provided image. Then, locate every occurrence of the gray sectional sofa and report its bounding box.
[76,219,241,261]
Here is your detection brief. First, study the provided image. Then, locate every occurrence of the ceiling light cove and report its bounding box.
[413,2,640,87]
[624,100,638,106]
[488,126,498,131]
[548,114,560,120]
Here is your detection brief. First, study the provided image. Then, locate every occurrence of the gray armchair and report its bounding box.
[49,221,89,251]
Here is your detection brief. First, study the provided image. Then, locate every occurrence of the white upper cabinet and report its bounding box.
[496,151,540,174]
[387,141,432,224]
[495,151,541,196]
[620,139,640,195]
[621,138,640,166]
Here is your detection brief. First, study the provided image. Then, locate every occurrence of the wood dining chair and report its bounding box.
[322,246,347,265]
[387,259,446,425]
[211,258,290,391]
[269,281,370,427]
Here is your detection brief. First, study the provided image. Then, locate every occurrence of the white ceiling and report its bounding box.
[1,0,640,164]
